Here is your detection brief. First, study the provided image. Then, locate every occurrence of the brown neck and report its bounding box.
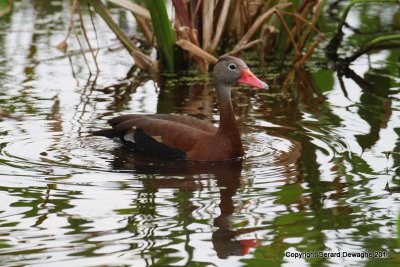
[215,81,241,138]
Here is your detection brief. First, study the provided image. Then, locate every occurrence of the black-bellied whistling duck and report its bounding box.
[94,56,268,161]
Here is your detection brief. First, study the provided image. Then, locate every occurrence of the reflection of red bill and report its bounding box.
[239,239,260,255]
[238,69,269,89]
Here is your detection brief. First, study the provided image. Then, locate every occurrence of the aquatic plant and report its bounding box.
[59,0,324,73]
[144,0,175,72]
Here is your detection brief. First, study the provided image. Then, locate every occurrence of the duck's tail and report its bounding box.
[91,129,119,138]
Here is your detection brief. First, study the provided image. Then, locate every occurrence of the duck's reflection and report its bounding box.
[110,148,260,258]
[211,161,259,258]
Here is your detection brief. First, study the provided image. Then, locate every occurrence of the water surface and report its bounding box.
[1,1,400,266]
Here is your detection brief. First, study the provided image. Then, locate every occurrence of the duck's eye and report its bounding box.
[228,63,237,71]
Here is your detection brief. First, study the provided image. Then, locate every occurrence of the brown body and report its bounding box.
[95,56,268,161]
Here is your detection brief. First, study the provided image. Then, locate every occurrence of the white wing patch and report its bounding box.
[123,132,135,143]
[151,136,162,142]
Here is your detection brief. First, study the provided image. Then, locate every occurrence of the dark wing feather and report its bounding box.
[133,128,187,159]
[108,115,213,153]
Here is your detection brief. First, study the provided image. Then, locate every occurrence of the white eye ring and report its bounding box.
[228,63,237,71]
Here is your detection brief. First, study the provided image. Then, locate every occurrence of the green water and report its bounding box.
[0,1,399,266]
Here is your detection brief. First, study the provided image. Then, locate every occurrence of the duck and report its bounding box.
[93,56,268,161]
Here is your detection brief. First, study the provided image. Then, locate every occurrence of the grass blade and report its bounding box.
[87,0,153,70]
[144,0,175,72]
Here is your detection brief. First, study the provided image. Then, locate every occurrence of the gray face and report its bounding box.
[212,56,248,85]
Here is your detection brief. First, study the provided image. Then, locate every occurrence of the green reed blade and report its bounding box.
[144,0,175,72]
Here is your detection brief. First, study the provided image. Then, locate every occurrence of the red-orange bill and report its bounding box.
[238,68,269,89]
[239,239,259,255]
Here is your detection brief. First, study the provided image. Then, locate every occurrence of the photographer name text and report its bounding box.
[285,251,389,259]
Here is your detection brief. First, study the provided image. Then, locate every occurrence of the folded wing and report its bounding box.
[100,114,215,158]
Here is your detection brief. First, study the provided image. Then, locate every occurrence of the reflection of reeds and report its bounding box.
[59,0,324,73]
[325,0,400,97]
[326,0,400,63]
[0,0,12,17]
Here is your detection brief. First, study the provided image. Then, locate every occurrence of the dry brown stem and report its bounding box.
[176,39,218,64]
[107,0,151,20]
